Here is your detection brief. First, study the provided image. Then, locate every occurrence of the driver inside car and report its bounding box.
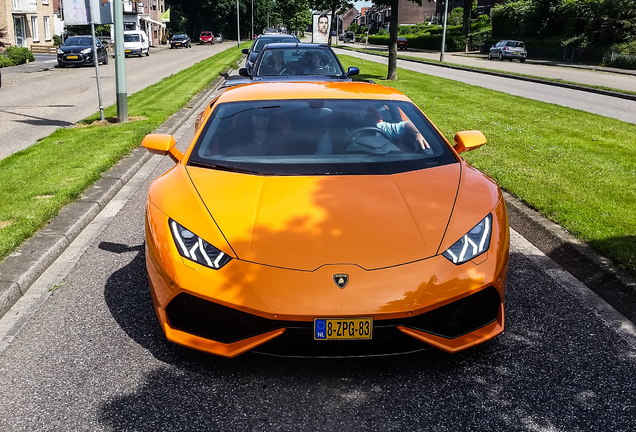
[315,103,431,154]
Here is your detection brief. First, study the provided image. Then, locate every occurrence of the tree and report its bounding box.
[277,0,312,34]
[1,27,8,48]
[387,0,428,80]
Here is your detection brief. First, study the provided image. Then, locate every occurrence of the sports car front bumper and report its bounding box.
[145,199,509,358]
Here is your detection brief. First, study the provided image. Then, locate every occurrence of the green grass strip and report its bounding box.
[342,54,636,274]
[0,44,248,261]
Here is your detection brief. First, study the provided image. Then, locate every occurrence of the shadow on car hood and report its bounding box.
[187,165,462,270]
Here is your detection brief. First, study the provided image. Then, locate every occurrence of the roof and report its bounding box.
[217,82,411,104]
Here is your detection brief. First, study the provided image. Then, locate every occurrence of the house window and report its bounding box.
[31,16,39,42]
[42,0,49,5]
[43,16,51,40]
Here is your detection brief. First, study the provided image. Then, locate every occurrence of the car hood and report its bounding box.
[186,165,462,270]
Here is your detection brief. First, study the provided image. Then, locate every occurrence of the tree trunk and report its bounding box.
[387,0,399,80]
[463,0,472,52]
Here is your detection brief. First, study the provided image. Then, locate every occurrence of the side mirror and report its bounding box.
[241,48,249,55]
[142,134,183,163]
[453,130,487,154]
[238,67,251,77]
[346,67,359,77]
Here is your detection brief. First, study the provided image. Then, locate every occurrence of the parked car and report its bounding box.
[488,40,527,62]
[233,43,359,86]
[57,35,109,67]
[123,30,150,57]
[141,81,510,358]
[397,37,408,50]
[170,34,191,49]
[344,31,355,43]
[199,31,215,45]
[214,33,223,43]
[241,33,300,74]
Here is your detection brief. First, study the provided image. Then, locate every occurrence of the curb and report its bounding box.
[0,73,226,319]
[504,192,636,323]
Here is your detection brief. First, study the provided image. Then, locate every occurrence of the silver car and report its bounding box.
[488,40,527,62]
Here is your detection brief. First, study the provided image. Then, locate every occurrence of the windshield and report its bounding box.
[173,34,187,40]
[189,99,458,176]
[64,37,94,46]
[255,48,345,77]
[124,34,140,42]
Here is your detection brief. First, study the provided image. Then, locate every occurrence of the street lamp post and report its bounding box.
[236,0,241,48]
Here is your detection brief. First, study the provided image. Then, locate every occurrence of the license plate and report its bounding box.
[67,55,78,59]
[125,50,131,53]
[314,318,372,340]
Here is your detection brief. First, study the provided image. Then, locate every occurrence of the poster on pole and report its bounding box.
[63,0,113,25]
[312,13,331,44]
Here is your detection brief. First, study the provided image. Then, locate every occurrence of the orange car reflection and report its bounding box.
[143,82,510,358]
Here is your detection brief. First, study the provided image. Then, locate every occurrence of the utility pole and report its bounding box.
[236,0,241,48]
[113,0,128,122]
[440,0,449,62]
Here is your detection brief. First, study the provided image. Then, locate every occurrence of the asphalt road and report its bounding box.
[0,43,235,161]
[0,96,634,430]
[1,44,635,430]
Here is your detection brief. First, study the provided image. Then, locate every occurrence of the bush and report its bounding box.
[367,33,467,52]
[470,27,492,51]
[604,52,636,69]
[0,54,12,67]
[2,46,35,65]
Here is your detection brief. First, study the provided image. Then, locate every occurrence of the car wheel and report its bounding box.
[146,49,150,56]
[498,52,503,61]
[488,52,492,60]
[103,54,108,65]
[520,59,526,63]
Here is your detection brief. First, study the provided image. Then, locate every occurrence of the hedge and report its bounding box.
[367,33,466,51]
[0,46,35,66]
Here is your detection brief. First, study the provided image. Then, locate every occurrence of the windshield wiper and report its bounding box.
[188,160,257,174]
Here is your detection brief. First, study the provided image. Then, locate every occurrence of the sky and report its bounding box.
[354,1,373,10]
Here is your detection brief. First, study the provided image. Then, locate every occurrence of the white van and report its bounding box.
[123,30,150,57]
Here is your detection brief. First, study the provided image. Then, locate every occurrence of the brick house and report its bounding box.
[1,0,56,48]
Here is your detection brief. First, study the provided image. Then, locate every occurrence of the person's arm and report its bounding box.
[376,121,431,151]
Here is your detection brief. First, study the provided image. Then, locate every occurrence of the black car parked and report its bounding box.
[57,36,108,67]
[170,34,192,49]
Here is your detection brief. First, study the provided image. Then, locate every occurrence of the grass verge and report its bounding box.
[0,44,247,262]
[342,54,636,275]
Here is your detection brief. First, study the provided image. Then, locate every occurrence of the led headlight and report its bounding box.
[442,214,492,264]
[57,48,64,55]
[81,48,92,54]
[169,219,231,269]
